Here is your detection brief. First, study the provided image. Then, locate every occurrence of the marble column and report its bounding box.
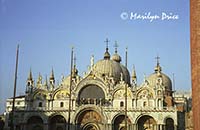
[159,124,163,130]
[44,123,48,130]
[174,125,177,130]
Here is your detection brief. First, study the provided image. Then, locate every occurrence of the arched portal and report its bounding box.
[165,118,174,130]
[76,110,102,130]
[137,115,156,130]
[49,115,66,130]
[27,116,43,130]
[82,123,99,130]
[112,115,131,130]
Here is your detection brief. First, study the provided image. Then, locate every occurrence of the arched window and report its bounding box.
[39,102,42,107]
[120,101,124,107]
[143,101,147,107]
[166,118,174,130]
[158,99,161,108]
[60,102,64,107]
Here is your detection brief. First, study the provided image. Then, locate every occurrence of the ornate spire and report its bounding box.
[72,54,78,78]
[49,68,55,80]
[44,75,48,86]
[104,38,110,59]
[27,68,33,87]
[37,73,42,84]
[27,68,33,81]
[49,68,55,84]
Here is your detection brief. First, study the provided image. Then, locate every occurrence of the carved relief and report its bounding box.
[34,92,47,100]
[113,89,132,99]
[78,110,102,125]
[54,90,69,99]
[137,89,153,99]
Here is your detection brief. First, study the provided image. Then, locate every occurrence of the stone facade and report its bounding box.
[4,46,180,130]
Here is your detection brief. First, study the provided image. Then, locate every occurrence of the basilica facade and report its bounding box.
[4,45,177,130]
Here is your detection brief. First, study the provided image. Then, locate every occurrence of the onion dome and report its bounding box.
[111,41,121,62]
[111,53,121,62]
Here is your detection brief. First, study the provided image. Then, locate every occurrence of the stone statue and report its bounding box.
[91,55,94,67]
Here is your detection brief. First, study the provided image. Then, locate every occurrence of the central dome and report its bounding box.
[92,59,130,84]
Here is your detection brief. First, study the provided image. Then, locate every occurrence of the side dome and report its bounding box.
[92,59,130,84]
[61,65,81,87]
[147,72,172,90]
[147,62,172,90]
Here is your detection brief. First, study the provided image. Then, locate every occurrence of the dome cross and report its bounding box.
[114,41,118,53]
[103,38,111,59]
[155,55,160,66]
[104,38,110,49]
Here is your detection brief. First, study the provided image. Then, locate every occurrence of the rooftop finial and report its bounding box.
[114,41,118,53]
[155,55,162,72]
[132,65,137,78]
[28,68,33,80]
[104,38,110,59]
[155,55,160,66]
[104,38,110,51]
[50,68,55,80]
[132,64,137,83]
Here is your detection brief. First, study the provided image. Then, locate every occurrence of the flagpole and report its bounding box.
[125,47,128,130]
[10,44,19,130]
[67,46,74,130]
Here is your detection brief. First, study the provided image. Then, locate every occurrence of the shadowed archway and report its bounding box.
[27,116,44,130]
[165,118,174,130]
[49,115,66,130]
[112,115,131,130]
[137,115,156,130]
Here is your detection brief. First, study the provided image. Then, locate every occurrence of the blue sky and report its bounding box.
[0,0,190,113]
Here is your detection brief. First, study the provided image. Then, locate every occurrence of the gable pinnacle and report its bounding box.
[28,68,33,80]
